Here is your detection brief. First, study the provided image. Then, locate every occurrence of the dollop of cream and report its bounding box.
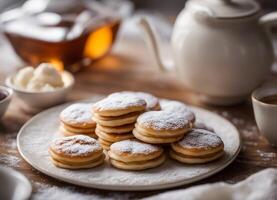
[13,63,64,92]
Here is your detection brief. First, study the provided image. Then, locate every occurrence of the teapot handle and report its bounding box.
[137,17,173,72]
[259,12,277,31]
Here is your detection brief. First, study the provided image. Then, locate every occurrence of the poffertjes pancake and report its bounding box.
[170,129,224,164]
[109,154,165,170]
[169,150,224,164]
[133,128,184,144]
[92,93,146,117]
[160,100,195,123]
[97,124,134,134]
[49,135,105,169]
[59,125,97,138]
[108,139,163,162]
[51,154,105,169]
[109,91,160,111]
[133,100,195,144]
[60,103,96,128]
[49,149,103,164]
[134,123,191,138]
[93,112,140,127]
[99,142,111,150]
[171,129,224,156]
[95,128,134,143]
[136,108,194,132]
[98,137,113,146]
[108,139,165,170]
[61,123,95,134]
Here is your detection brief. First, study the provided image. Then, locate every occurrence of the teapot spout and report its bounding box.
[137,17,174,72]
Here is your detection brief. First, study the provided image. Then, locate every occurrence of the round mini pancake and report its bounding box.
[134,123,191,138]
[98,137,113,146]
[50,135,103,160]
[170,150,224,164]
[109,91,160,111]
[59,126,97,138]
[93,112,140,127]
[61,123,95,134]
[95,129,134,143]
[108,139,163,162]
[160,100,195,123]
[51,154,105,169]
[93,93,146,117]
[97,124,134,134]
[133,128,184,144]
[109,154,165,171]
[99,142,111,151]
[171,129,224,156]
[93,111,141,121]
[60,103,96,128]
[136,107,195,133]
[49,149,103,164]
[98,138,112,150]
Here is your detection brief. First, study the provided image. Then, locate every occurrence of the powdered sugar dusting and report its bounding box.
[137,111,191,131]
[178,130,223,149]
[160,100,195,121]
[17,98,240,189]
[110,91,159,110]
[93,93,146,111]
[51,135,101,156]
[60,103,94,124]
[110,140,160,154]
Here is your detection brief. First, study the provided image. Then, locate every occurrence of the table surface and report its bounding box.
[0,21,277,199]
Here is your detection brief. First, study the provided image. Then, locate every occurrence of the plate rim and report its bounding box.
[17,99,241,191]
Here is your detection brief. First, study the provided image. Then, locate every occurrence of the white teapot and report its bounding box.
[138,0,277,105]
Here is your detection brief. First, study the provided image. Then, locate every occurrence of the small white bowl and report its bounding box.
[6,71,74,113]
[0,86,13,118]
[0,166,32,200]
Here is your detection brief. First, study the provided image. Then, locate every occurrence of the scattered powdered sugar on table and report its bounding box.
[93,94,146,111]
[33,185,130,200]
[51,135,101,156]
[137,110,192,130]
[5,138,17,150]
[18,99,240,189]
[217,110,277,167]
[0,153,22,167]
[178,130,222,149]
[33,181,134,200]
[110,139,160,154]
[60,103,94,124]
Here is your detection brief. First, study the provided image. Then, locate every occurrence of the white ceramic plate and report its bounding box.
[17,97,241,191]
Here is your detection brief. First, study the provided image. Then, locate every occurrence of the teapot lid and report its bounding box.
[187,0,260,19]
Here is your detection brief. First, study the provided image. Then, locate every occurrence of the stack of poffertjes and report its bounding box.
[49,91,225,171]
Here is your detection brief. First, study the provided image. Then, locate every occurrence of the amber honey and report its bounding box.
[3,10,120,72]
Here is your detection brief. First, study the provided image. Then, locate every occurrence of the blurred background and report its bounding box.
[0,0,277,76]
[1,0,277,14]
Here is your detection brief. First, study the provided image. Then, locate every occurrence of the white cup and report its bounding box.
[252,85,277,147]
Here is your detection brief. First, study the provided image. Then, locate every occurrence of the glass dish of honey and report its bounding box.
[0,0,132,72]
